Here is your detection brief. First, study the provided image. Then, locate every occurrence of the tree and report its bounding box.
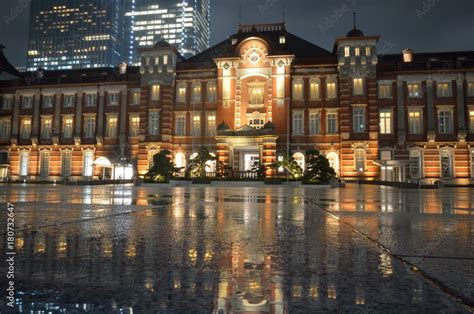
[303,150,336,184]
[251,161,267,179]
[144,150,177,183]
[189,146,216,178]
[271,154,303,180]
[216,161,232,179]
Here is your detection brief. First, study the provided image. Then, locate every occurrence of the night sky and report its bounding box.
[0,0,473,68]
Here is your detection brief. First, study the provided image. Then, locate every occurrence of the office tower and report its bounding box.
[125,0,211,63]
[26,0,124,71]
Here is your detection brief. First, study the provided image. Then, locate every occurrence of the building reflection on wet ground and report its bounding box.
[0,184,472,313]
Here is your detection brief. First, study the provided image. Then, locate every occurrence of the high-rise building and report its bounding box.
[26,0,125,71]
[125,0,211,63]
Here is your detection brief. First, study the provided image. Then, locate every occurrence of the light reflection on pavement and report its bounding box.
[0,184,472,313]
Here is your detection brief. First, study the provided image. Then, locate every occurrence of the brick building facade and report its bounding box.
[1,23,474,184]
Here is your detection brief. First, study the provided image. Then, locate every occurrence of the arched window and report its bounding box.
[248,112,265,129]
[293,152,305,172]
[175,152,186,169]
[326,152,339,176]
[440,149,453,178]
[409,149,423,179]
[354,148,366,173]
[207,81,217,102]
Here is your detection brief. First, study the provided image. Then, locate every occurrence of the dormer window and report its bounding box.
[279,36,286,44]
[403,49,413,63]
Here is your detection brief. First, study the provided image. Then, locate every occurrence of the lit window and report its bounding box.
[83,151,94,177]
[20,118,32,139]
[378,84,392,98]
[326,112,338,134]
[293,152,305,172]
[310,80,320,100]
[355,47,360,56]
[403,49,413,63]
[468,82,474,97]
[436,83,451,97]
[353,107,366,132]
[353,78,364,95]
[292,110,304,135]
[85,94,96,107]
[326,82,336,99]
[207,82,217,102]
[129,115,140,137]
[39,151,50,177]
[149,111,160,135]
[62,117,74,138]
[61,150,72,177]
[438,110,453,134]
[469,110,474,132]
[249,86,264,105]
[409,150,422,179]
[64,94,75,107]
[43,95,54,108]
[365,47,371,56]
[309,111,321,135]
[131,92,140,105]
[192,84,202,103]
[106,115,118,138]
[177,84,187,103]
[22,96,33,109]
[41,117,52,139]
[1,95,13,110]
[355,148,366,173]
[379,109,392,134]
[248,112,265,129]
[407,83,421,98]
[19,151,29,176]
[151,85,160,101]
[192,113,201,136]
[408,108,423,134]
[440,150,453,178]
[175,115,186,136]
[207,112,216,136]
[292,80,303,100]
[108,93,119,106]
[0,118,11,140]
[84,116,96,138]
[344,46,350,57]
[279,36,286,44]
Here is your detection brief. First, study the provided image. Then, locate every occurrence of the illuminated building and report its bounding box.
[26,0,124,71]
[124,0,211,62]
[1,22,474,184]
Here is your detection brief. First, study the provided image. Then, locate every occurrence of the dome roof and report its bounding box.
[263,121,276,130]
[346,28,364,38]
[154,40,171,48]
[217,121,230,131]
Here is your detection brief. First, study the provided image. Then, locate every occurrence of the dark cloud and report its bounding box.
[1,0,473,67]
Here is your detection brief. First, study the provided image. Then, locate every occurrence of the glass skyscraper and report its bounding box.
[125,0,211,63]
[27,0,124,71]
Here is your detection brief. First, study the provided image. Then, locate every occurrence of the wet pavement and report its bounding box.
[0,184,473,313]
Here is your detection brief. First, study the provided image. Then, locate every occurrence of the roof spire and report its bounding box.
[353,12,356,30]
[282,0,286,23]
[239,1,242,26]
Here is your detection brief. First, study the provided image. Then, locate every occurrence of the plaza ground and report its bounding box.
[0,184,473,313]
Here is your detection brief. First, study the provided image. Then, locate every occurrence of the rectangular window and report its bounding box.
[344,46,350,57]
[468,82,474,97]
[192,113,201,136]
[292,81,303,100]
[106,115,118,138]
[131,92,140,105]
[1,95,13,110]
[409,150,422,179]
[20,118,31,139]
[249,86,264,105]
[63,117,74,138]
[177,86,186,103]
[440,151,453,178]
[379,109,392,134]
[353,78,364,95]
[437,83,451,97]
[83,151,94,177]
[365,47,371,56]
[151,85,160,101]
[0,152,7,165]
[19,151,29,176]
[292,111,304,135]
[310,81,320,100]
[129,115,140,137]
[327,112,338,134]
[355,47,360,56]
[326,82,336,99]
[175,115,186,136]
[149,111,160,135]
[64,94,75,107]
[353,107,366,132]
[207,83,217,102]
[408,83,422,98]
[85,94,97,107]
[39,151,50,177]
[408,108,423,134]
[309,111,321,135]
[108,93,119,106]
[0,118,11,140]
[41,117,52,139]
[355,149,365,172]
[192,84,202,103]
[378,84,392,98]
[22,96,33,109]
[61,151,72,177]
[469,110,474,132]
[207,112,216,136]
[43,95,54,108]
[84,116,96,138]
[438,110,453,134]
